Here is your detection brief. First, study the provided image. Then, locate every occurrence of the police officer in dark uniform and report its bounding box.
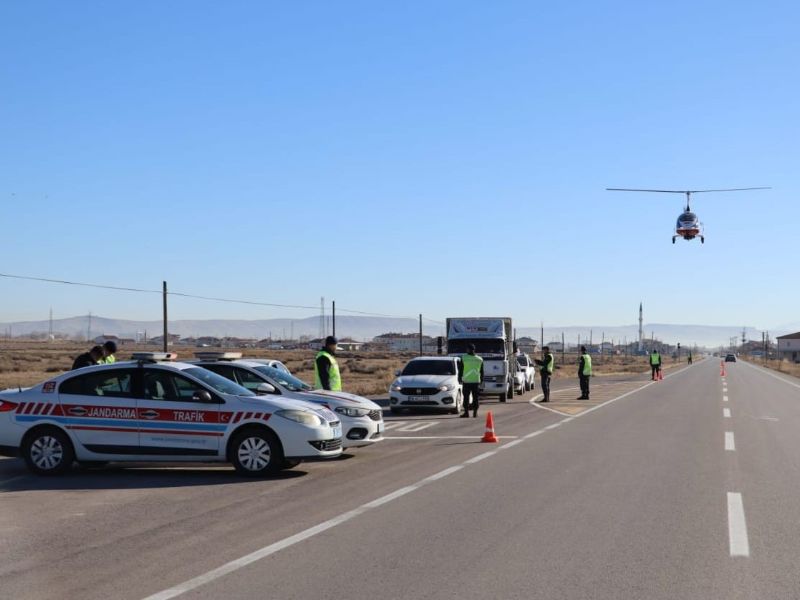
[535,346,554,402]
[71,345,105,370]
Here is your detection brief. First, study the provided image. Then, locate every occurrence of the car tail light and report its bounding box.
[0,400,19,412]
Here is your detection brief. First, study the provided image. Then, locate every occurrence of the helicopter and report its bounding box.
[606,187,771,243]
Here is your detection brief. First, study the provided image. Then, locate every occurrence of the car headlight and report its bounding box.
[390,382,403,392]
[438,384,455,392]
[335,406,371,418]
[275,409,324,426]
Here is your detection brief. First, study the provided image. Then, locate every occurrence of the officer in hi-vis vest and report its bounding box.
[458,344,484,418]
[314,336,342,391]
[578,345,592,399]
[535,346,554,402]
[649,349,662,380]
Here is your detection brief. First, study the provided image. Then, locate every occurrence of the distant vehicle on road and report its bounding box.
[0,353,343,476]
[725,354,737,362]
[515,353,536,392]
[389,356,463,415]
[446,317,516,402]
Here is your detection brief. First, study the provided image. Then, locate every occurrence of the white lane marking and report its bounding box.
[727,492,750,557]
[422,465,463,483]
[362,486,419,509]
[397,422,437,432]
[544,423,561,430]
[725,431,736,451]
[383,435,518,440]
[758,416,779,422]
[464,451,496,464]
[740,360,800,390]
[143,369,690,600]
[724,408,732,418]
[498,439,524,450]
[382,421,408,430]
[723,395,729,402]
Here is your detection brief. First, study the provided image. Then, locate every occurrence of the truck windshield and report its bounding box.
[448,339,506,355]
[402,360,456,376]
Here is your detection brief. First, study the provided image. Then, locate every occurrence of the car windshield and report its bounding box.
[183,367,255,396]
[516,356,528,366]
[254,365,312,392]
[448,339,506,355]
[402,360,456,376]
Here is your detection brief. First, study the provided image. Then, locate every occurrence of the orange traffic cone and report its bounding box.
[720,360,726,377]
[481,411,499,443]
[658,369,664,381]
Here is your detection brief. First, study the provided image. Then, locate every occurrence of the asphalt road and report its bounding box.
[3,359,800,599]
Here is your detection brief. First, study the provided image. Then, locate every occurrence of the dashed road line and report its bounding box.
[723,408,732,418]
[725,431,735,451]
[723,395,729,402]
[727,492,750,557]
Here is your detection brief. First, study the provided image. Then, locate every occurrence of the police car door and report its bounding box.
[57,368,139,455]
[136,367,221,457]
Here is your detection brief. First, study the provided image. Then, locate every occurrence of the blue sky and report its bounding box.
[2,1,798,329]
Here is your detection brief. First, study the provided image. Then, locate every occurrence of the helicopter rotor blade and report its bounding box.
[606,187,771,194]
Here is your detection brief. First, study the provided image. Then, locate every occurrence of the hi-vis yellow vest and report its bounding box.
[650,352,661,365]
[581,353,592,376]
[314,350,342,391]
[461,353,483,383]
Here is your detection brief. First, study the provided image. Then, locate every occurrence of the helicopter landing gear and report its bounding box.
[700,236,705,244]
[672,236,677,244]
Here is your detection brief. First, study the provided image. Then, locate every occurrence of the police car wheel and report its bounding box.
[22,427,75,476]
[231,429,283,476]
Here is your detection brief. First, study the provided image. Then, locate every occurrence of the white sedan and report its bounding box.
[190,355,384,448]
[0,353,343,476]
[389,356,463,414]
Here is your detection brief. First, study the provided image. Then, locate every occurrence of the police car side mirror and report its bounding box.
[193,390,213,403]
[256,382,276,395]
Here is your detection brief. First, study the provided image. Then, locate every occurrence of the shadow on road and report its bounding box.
[1,460,308,492]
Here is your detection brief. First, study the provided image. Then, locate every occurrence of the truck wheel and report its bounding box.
[22,427,75,475]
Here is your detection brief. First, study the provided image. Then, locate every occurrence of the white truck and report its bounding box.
[446,317,516,402]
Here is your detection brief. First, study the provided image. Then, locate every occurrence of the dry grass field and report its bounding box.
[0,341,690,396]
[742,357,800,379]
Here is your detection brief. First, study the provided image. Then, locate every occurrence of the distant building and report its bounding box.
[373,332,437,353]
[776,332,800,362]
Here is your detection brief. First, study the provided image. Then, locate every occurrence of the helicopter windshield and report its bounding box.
[678,212,698,224]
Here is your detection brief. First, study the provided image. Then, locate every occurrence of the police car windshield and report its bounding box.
[253,365,312,392]
[516,356,528,366]
[183,367,255,396]
[402,360,456,376]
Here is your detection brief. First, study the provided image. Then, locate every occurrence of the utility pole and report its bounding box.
[540,321,544,353]
[419,314,423,356]
[561,331,565,364]
[48,307,53,341]
[162,281,168,353]
[87,311,92,342]
[332,300,336,339]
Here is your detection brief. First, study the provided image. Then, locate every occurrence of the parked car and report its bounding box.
[0,353,342,476]
[190,353,383,448]
[515,353,536,392]
[389,356,463,414]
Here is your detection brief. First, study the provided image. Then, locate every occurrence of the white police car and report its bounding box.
[190,353,384,448]
[0,353,343,476]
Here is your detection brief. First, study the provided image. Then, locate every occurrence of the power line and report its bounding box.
[0,272,444,323]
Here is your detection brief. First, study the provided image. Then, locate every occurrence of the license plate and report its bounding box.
[331,426,342,438]
[408,396,427,402]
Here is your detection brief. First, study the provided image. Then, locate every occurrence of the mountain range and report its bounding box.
[0,315,793,348]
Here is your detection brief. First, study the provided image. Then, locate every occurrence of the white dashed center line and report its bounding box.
[723,408,731,418]
[727,492,750,557]
[723,395,728,402]
[725,431,735,451]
